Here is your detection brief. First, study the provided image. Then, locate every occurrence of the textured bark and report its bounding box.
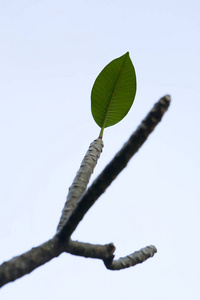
[57,95,171,240]
[0,236,63,287]
[104,245,157,270]
[0,238,115,287]
[0,95,171,287]
[67,239,115,260]
[57,138,103,232]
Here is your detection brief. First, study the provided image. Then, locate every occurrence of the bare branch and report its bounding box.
[67,239,115,260]
[0,236,63,288]
[104,245,157,270]
[0,238,115,287]
[0,240,155,286]
[57,95,171,240]
[57,138,104,231]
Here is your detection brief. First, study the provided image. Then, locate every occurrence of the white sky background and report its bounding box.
[0,0,199,299]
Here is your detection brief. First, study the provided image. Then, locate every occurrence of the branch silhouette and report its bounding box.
[0,95,171,288]
[57,95,171,239]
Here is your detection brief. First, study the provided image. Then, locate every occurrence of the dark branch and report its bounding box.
[0,95,170,287]
[67,239,115,260]
[104,245,157,270]
[0,236,63,288]
[0,238,115,287]
[57,95,171,240]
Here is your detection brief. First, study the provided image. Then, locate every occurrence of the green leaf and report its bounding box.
[91,52,137,138]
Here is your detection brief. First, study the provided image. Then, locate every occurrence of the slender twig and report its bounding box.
[67,239,115,259]
[104,245,157,270]
[57,138,103,231]
[57,95,171,240]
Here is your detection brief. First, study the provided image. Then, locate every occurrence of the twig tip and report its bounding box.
[162,94,171,104]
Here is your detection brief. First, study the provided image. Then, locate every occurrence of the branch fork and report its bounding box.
[0,95,171,287]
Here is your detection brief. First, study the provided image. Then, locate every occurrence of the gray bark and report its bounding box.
[57,138,103,232]
[0,95,171,287]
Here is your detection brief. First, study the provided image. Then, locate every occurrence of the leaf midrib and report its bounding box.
[99,54,128,138]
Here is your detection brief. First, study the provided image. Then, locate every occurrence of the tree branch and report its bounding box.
[67,239,115,260]
[0,238,115,287]
[57,138,103,231]
[0,95,171,287]
[0,236,62,288]
[57,95,171,240]
[104,245,157,270]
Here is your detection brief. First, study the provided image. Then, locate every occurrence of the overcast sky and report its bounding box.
[0,0,200,299]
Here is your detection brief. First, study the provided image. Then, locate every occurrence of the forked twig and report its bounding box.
[0,237,115,288]
[0,95,171,287]
[57,95,171,240]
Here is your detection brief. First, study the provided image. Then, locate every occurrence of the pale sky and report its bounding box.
[0,0,200,299]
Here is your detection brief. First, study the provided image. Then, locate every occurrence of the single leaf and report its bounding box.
[91,52,137,138]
